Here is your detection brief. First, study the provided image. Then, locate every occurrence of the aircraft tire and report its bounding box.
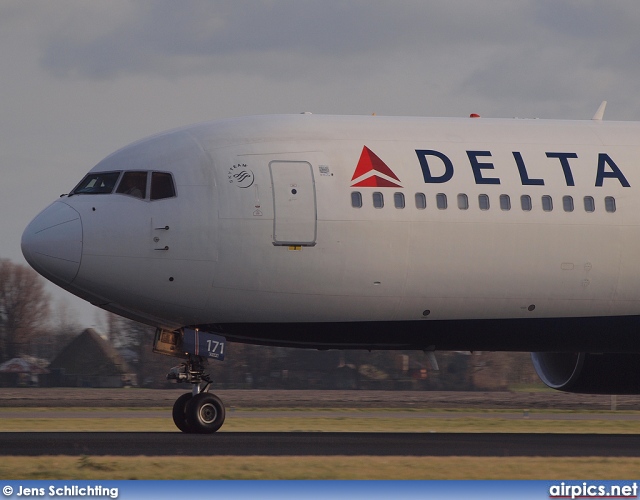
[172,392,194,433]
[185,392,225,434]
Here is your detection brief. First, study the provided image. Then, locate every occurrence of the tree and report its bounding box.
[42,297,84,360]
[100,311,168,387]
[0,259,50,362]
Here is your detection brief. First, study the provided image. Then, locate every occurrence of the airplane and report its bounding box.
[21,104,640,433]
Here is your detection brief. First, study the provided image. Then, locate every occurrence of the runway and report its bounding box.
[2,432,640,457]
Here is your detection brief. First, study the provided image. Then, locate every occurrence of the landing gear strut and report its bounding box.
[168,355,226,433]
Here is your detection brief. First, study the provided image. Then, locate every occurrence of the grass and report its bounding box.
[1,456,640,480]
[0,407,639,433]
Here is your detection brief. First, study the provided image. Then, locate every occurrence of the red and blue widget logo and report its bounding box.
[350,146,402,188]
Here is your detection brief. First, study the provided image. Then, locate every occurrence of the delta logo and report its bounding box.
[350,146,402,188]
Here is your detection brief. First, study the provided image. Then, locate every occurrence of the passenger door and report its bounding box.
[269,161,317,246]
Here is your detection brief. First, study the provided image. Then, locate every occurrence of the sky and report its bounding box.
[3,0,640,326]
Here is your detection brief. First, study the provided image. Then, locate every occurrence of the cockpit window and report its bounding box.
[150,172,176,200]
[116,171,148,199]
[72,172,121,195]
[71,169,175,200]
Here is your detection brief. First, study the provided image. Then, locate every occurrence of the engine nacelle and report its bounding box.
[531,352,640,394]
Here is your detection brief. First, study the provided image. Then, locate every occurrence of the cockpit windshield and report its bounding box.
[70,170,176,200]
[71,172,121,195]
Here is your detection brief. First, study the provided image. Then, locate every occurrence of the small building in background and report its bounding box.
[0,356,49,387]
[46,328,135,387]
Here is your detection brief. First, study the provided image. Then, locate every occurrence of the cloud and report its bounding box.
[38,1,539,80]
[9,0,640,119]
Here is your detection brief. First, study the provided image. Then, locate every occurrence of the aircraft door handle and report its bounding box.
[155,226,170,230]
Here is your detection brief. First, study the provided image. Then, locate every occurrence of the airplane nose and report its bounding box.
[21,201,83,285]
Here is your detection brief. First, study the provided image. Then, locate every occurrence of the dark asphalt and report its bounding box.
[2,432,640,457]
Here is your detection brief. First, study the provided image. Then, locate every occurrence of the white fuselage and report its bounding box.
[21,114,640,350]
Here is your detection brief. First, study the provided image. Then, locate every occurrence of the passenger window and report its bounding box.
[151,172,177,200]
[436,193,448,210]
[457,194,468,210]
[521,195,532,211]
[394,192,405,209]
[605,196,616,213]
[373,192,384,209]
[415,193,426,210]
[478,194,490,211]
[542,195,553,212]
[584,196,595,213]
[72,172,121,195]
[500,194,511,211]
[117,171,147,199]
[563,196,574,212]
[351,191,362,208]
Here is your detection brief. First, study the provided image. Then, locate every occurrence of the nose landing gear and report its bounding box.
[155,328,227,433]
[168,355,226,433]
